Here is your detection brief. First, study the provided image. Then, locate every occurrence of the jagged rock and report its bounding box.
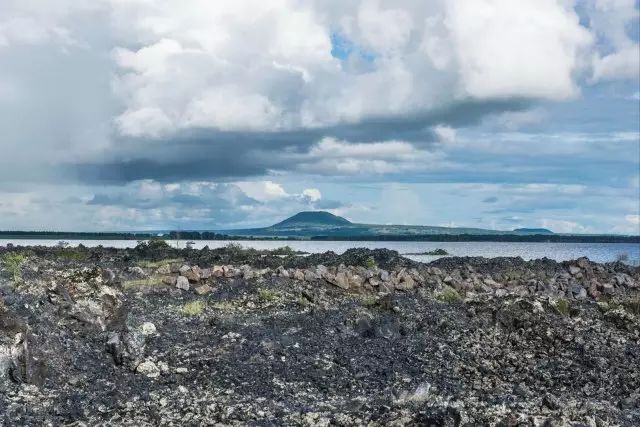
[394,270,416,290]
[576,257,590,269]
[379,269,390,282]
[315,265,328,277]
[128,266,146,277]
[293,269,305,281]
[194,284,212,295]
[223,266,237,278]
[102,268,116,284]
[329,271,350,290]
[107,328,146,370]
[141,322,157,336]
[243,268,256,280]
[176,276,190,291]
[543,393,561,410]
[136,360,160,378]
[212,265,224,277]
[0,332,46,387]
[184,266,201,283]
[346,270,365,289]
[277,266,290,278]
[600,282,615,295]
[200,268,212,279]
[570,285,587,300]
[156,264,171,275]
[569,265,581,275]
[162,276,177,286]
[304,270,319,282]
[0,345,10,381]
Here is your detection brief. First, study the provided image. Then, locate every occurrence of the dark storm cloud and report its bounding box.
[314,199,346,210]
[87,182,257,210]
[65,98,531,184]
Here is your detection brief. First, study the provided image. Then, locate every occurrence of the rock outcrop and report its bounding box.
[0,245,638,426]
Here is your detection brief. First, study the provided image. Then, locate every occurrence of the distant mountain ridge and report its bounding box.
[513,228,554,234]
[221,211,560,239]
[272,211,351,228]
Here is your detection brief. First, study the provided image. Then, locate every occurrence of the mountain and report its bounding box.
[220,211,558,239]
[513,228,554,235]
[272,211,351,228]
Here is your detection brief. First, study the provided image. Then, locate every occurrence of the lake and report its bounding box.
[1,239,638,265]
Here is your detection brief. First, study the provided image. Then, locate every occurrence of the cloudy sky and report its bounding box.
[0,0,638,233]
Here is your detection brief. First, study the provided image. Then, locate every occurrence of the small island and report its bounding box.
[404,248,449,256]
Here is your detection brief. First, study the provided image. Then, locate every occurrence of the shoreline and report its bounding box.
[1,245,639,425]
[1,233,639,244]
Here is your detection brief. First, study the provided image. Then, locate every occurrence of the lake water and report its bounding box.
[1,239,638,265]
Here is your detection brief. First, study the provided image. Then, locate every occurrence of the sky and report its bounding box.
[0,0,639,234]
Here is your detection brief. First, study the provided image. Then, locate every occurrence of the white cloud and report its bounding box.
[444,0,592,100]
[295,137,444,175]
[302,188,322,202]
[587,0,640,82]
[626,214,640,225]
[236,181,289,202]
[102,0,601,136]
[0,0,635,159]
[433,125,456,144]
[592,45,640,81]
[355,1,414,56]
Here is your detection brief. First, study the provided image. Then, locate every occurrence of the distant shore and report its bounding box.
[1,231,638,244]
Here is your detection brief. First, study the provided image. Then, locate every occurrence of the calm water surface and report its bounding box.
[1,239,638,265]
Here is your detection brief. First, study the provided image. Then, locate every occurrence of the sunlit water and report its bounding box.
[1,239,638,265]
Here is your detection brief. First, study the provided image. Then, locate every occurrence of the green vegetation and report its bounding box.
[405,248,449,256]
[597,297,640,316]
[365,256,377,269]
[358,294,379,307]
[56,248,88,261]
[180,300,206,316]
[552,298,570,316]
[426,248,448,255]
[597,301,611,313]
[436,285,463,303]
[296,294,312,307]
[270,246,305,256]
[211,301,236,311]
[136,258,184,269]
[122,277,166,290]
[2,252,27,282]
[136,238,172,250]
[622,297,640,316]
[225,242,244,256]
[220,242,305,258]
[258,288,280,303]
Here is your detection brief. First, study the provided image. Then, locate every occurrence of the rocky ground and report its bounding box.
[0,243,639,426]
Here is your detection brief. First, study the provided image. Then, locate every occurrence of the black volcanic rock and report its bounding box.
[1,245,639,425]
